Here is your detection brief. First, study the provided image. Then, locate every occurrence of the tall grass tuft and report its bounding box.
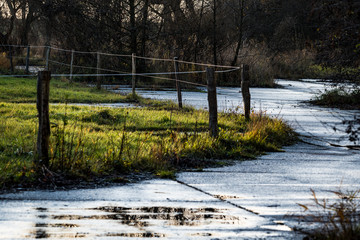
[299,189,360,240]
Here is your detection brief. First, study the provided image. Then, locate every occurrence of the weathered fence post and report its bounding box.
[174,57,183,108]
[25,45,30,74]
[69,49,74,83]
[96,51,101,89]
[132,53,136,95]
[207,67,218,137]
[241,64,251,120]
[36,71,51,168]
[45,46,51,70]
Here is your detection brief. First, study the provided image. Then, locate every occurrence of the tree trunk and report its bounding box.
[129,0,137,54]
[3,0,17,44]
[139,0,149,77]
[194,0,205,62]
[213,0,218,65]
[140,0,149,57]
[231,0,245,66]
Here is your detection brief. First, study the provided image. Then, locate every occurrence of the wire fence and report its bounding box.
[2,44,359,147]
[0,44,241,89]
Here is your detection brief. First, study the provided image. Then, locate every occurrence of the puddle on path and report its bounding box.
[21,206,245,239]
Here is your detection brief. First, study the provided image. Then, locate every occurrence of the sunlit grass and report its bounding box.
[0,77,167,105]
[310,88,360,109]
[309,65,360,82]
[0,102,296,187]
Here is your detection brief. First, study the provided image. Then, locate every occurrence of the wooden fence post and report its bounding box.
[174,57,183,108]
[69,49,74,83]
[96,51,101,89]
[132,53,136,95]
[241,64,251,120]
[25,45,30,74]
[207,67,218,137]
[45,46,51,70]
[36,71,51,168]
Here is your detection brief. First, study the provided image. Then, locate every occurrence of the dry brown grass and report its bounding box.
[299,189,360,240]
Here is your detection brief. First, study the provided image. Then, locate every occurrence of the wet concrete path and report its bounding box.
[0,180,296,239]
[1,80,359,239]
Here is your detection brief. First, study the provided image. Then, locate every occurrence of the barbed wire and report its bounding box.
[0,44,46,49]
[215,68,240,73]
[48,58,208,76]
[16,55,207,87]
[0,44,240,70]
[135,55,241,70]
[0,74,36,78]
[134,73,208,88]
[49,46,132,58]
[49,46,100,55]
[1,44,241,70]
[2,45,358,148]
[0,44,36,48]
[98,52,132,58]
[0,44,242,89]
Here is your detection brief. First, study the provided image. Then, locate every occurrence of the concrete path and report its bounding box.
[0,180,299,239]
[177,79,360,234]
[0,80,359,239]
[178,142,360,234]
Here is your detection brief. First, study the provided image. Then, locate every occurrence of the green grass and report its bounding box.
[0,77,162,105]
[0,102,296,188]
[309,65,360,83]
[0,77,297,188]
[310,88,360,109]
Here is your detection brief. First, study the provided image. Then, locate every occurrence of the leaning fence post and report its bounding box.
[25,45,30,74]
[96,51,101,89]
[45,46,51,70]
[174,57,183,108]
[241,64,251,120]
[69,49,74,83]
[132,53,136,95]
[36,71,51,168]
[207,67,218,137]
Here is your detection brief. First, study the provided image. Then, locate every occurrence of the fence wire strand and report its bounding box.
[135,55,241,70]
[0,44,241,89]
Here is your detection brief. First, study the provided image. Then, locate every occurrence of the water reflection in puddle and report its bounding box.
[24,206,243,239]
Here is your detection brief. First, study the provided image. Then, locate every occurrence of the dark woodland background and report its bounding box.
[1,0,359,84]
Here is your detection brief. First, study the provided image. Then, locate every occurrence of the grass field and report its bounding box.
[0,77,297,188]
[0,77,161,105]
